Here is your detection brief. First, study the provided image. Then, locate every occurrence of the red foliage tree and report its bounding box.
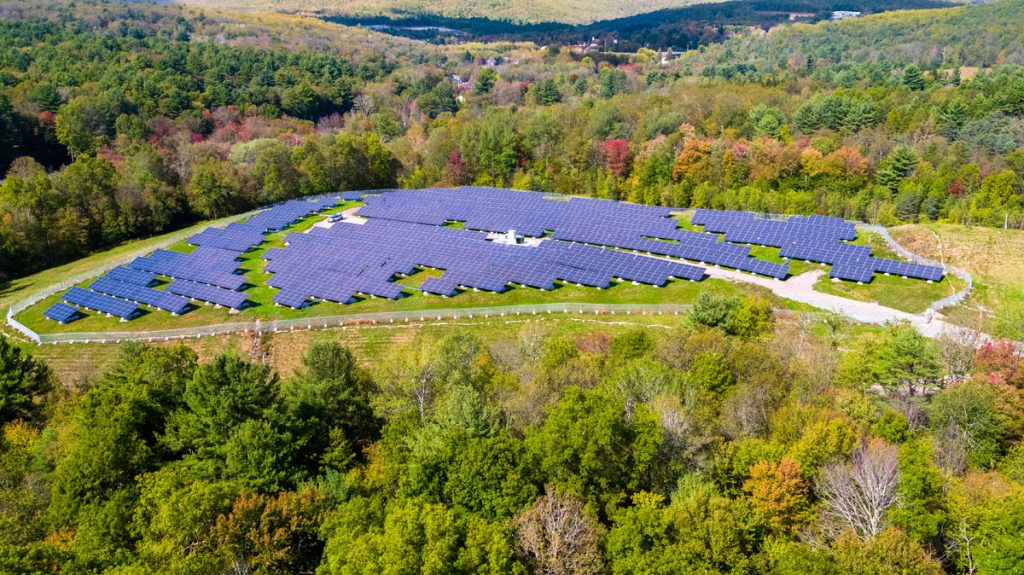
[973,340,1024,388]
[444,150,469,185]
[600,139,631,177]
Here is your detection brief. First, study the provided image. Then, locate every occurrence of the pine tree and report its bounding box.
[903,65,926,91]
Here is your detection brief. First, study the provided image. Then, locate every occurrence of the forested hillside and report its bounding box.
[0,0,1022,282]
[173,0,725,25]
[3,294,1024,574]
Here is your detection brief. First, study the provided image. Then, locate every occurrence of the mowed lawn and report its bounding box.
[890,223,1024,333]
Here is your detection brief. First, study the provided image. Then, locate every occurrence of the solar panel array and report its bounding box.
[187,224,267,252]
[691,209,943,283]
[43,302,79,323]
[50,195,342,320]
[129,249,246,290]
[264,218,706,308]
[358,187,789,278]
[106,266,158,286]
[45,187,947,324]
[90,276,191,315]
[166,279,248,309]
[243,196,340,232]
[62,287,139,319]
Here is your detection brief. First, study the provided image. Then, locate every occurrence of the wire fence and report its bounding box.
[18,303,694,345]
[859,224,974,312]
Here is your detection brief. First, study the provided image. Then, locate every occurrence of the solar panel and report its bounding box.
[90,276,192,315]
[106,266,158,286]
[62,287,139,319]
[43,302,79,323]
[166,279,248,309]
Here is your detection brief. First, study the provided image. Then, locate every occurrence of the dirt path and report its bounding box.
[705,267,969,338]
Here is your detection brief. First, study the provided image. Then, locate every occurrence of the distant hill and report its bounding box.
[170,0,730,24]
[695,0,1024,68]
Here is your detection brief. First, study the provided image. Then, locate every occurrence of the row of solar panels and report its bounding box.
[263,217,709,308]
[41,196,346,323]
[358,188,794,279]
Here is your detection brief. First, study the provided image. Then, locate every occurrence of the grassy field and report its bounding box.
[31,312,701,385]
[890,223,1024,333]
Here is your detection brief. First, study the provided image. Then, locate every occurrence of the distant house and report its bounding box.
[831,10,863,20]
[572,37,602,53]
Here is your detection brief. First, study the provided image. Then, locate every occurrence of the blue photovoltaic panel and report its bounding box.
[166,279,248,309]
[43,302,79,323]
[128,250,246,290]
[106,266,158,286]
[90,276,192,315]
[187,223,266,252]
[62,287,139,319]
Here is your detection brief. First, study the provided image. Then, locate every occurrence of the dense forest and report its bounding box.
[2,1,1024,280]
[3,292,1024,573]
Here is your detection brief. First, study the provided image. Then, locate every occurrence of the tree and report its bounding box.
[831,528,944,575]
[54,96,118,158]
[885,323,942,395]
[186,159,239,219]
[48,344,197,525]
[162,354,281,461]
[513,488,604,575]
[937,99,968,139]
[600,139,631,177]
[533,79,562,105]
[362,132,401,189]
[0,336,52,425]
[875,146,918,192]
[728,297,774,339]
[902,65,925,91]
[474,68,498,95]
[929,381,1006,469]
[284,341,378,473]
[743,457,810,537]
[526,387,662,509]
[972,340,1024,388]
[690,291,740,330]
[816,441,901,540]
[888,439,947,545]
[749,104,786,139]
[281,82,322,120]
[29,83,62,112]
[598,67,629,98]
[211,488,328,575]
[320,497,524,575]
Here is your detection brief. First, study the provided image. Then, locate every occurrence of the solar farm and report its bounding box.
[21,186,947,332]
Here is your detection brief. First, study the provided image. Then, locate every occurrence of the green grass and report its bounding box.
[812,266,965,314]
